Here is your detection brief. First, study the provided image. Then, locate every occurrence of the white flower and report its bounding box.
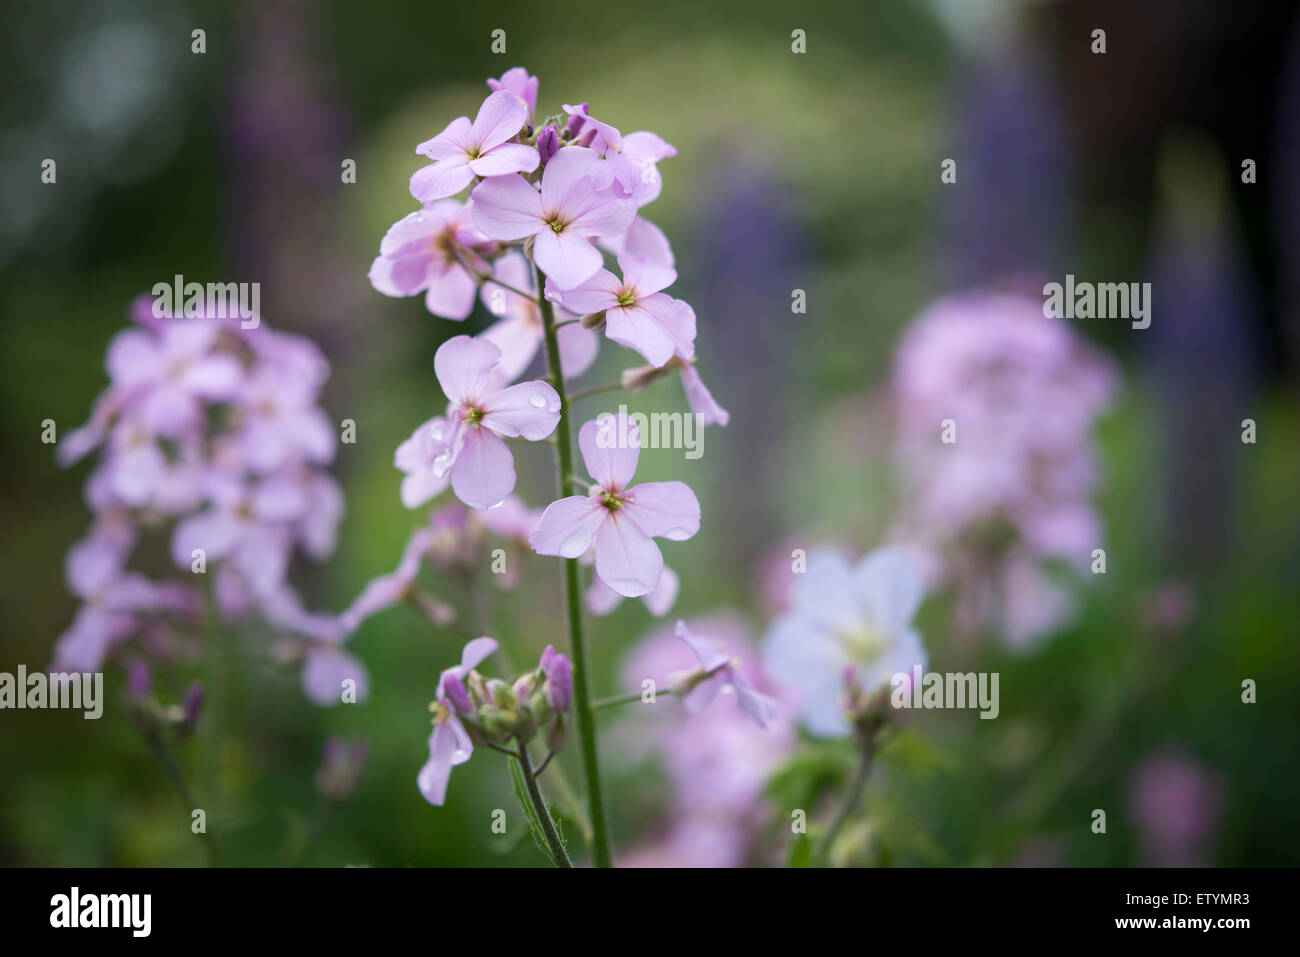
[761,546,927,737]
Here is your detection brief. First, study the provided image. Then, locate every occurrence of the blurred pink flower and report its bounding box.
[1128,752,1223,867]
[410,90,538,202]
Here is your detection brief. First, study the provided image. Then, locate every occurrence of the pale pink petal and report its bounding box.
[470,174,546,239]
[410,157,475,203]
[604,301,677,367]
[557,323,600,378]
[601,216,675,268]
[450,427,516,509]
[578,416,640,490]
[586,574,623,616]
[171,509,239,567]
[563,185,637,238]
[416,116,474,158]
[618,255,676,296]
[675,620,730,671]
[302,647,369,706]
[531,495,607,558]
[593,514,664,598]
[539,147,613,209]
[423,265,478,320]
[470,90,529,150]
[643,565,679,616]
[680,363,730,426]
[435,335,503,406]
[468,142,538,177]
[622,481,700,541]
[400,468,449,509]
[533,229,603,290]
[480,381,561,440]
[549,269,621,314]
[457,636,500,673]
[479,315,541,382]
[417,721,471,806]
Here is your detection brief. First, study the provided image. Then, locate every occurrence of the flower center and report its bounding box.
[599,489,624,512]
[429,700,451,725]
[462,405,484,426]
[615,287,637,308]
[547,217,567,234]
[843,625,884,662]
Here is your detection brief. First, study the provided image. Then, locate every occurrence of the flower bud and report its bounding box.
[620,363,671,393]
[487,678,516,711]
[126,660,151,700]
[546,713,568,753]
[564,105,588,137]
[536,126,559,165]
[466,670,488,708]
[443,673,473,714]
[581,311,607,332]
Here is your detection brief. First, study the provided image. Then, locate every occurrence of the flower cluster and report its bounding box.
[418,637,571,806]
[891,290,1118,649]
[364,68,737,841]
[55,297,359,704]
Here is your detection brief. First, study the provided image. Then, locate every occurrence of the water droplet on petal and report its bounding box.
[547,399,561,413]
[433,451,454,477]
[429,421,444,441]
[528,392,547,408]
[663,526,692,541]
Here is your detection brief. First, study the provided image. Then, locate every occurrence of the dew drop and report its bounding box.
[663,526,692,540]
[547,399,561,413]
[528,392,547,408]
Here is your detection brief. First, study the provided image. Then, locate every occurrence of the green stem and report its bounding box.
[814,736,876,866]
[535,260,613,868]
[517,745,573,868]
[593,688,672,710]
[144,730,219,867]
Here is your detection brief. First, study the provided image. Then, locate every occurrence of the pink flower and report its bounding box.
[486,67,538,122]
[478,252,599,381]
[675,360,730,427]
[547,255,695,367]
[418,636,498,806]
[393,415,454,508]
[673,621,776,728]
[104,322,243,438]
[410,90,539,202]
[471,146,636,289]
[369,201,493,320]
[424,335,561,510]
[531,414,700,597]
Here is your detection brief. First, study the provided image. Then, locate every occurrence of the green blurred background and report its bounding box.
[2,0,1298,866]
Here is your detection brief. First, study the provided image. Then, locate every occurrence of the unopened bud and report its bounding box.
[581,311,607,332]
[620,363,671,392]
[536,126,559,165]
[443,673,473,714]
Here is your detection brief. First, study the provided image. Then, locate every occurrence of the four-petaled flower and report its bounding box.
[547,254,696,367]
[471,146,636,289]
[369,201,493,320]
[400,336,562,510]
[531,414,700,597]
[410,90,539,202]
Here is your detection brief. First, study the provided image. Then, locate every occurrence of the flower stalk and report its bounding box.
[535,260,613,868]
